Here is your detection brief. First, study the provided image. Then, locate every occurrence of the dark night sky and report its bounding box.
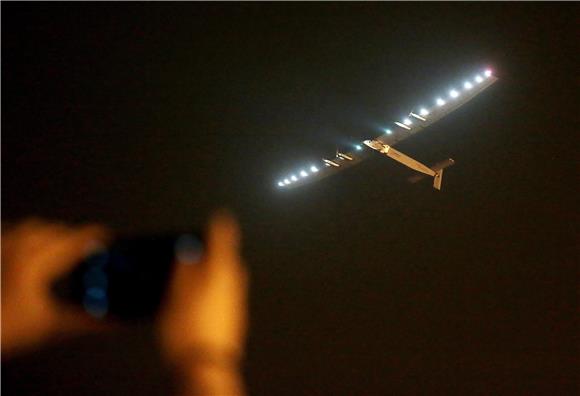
[2,3,578,395]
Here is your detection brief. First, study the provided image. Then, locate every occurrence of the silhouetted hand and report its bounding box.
[2,215,249,394]
[1,219,109,357]
[159,211,248,396]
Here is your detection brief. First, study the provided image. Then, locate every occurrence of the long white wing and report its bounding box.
[277,69,498,190]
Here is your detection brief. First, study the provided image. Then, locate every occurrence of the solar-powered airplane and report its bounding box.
[277,68,497,190]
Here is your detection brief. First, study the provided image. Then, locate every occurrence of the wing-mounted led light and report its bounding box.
[299,170,308,177]
[310,165,319,173]
[323,159,340,167]
[385,128,392,135]
[484,69,492,77]
[410,112,426,121]
[291,175,298,181]
[475,74,483,83]
[449,89,459,99]
[436,98,446,106]
[337,152,354,160]
[419,108,429,116]
[464,81,473,90]
[395,121,411,130]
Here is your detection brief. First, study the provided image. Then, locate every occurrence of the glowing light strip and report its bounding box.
[394,122,411,130]
[409,112,426,121]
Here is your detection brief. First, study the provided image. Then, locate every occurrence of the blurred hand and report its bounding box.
[1,219,108,357]
[159,211,248,396]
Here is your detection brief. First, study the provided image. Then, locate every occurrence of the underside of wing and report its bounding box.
[376,73,498,148]
[280,149,370,189]
[276,68,498,190]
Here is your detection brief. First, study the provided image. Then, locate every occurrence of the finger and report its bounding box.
[14,218,69,237]
[2,219,70,257]
[34,224,110,281]
[2,220,73,285]
[205,210,248,298]
[206,210,249,341]
[204,210,242,269]
[168,252,202,302]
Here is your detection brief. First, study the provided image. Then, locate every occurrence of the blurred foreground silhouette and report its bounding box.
[2,213,248,396]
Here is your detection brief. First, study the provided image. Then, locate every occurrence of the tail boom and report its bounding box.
[408,158,455,190]
[364,139,454,190]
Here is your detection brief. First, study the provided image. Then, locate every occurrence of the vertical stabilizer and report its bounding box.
[433,169,444,190]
